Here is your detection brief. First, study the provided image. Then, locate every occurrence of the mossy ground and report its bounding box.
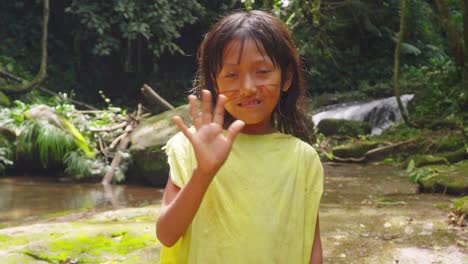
[0,207,160,264]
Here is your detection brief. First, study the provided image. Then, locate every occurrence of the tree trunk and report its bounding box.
[0,0,49,94]
[433,0,464,68]
[393,0,411,126]
[463,0,468,88]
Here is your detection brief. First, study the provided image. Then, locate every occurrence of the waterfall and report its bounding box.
[312,94,414,135]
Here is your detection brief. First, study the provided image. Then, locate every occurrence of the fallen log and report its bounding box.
[101,124,132,185]
[332,138,417,163]
[141,84,174,110]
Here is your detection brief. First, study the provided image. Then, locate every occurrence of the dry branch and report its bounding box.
[101,124,132,185]
[332,138,417,163]
[141,84,174,110]
[90,122,128,132]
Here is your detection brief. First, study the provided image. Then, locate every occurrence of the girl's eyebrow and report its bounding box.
[222,58,272,66]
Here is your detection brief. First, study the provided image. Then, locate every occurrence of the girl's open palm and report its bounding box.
[173,90,245,179]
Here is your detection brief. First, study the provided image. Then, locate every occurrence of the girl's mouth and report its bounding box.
[238,98,261,107]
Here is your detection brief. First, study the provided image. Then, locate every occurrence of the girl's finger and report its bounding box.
[226,120,245,143]
[188,95,201,129]
[173,116,193,142]
[201,90,212,124]
[213,94,226,126]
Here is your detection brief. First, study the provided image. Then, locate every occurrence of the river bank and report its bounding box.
[0,163,466,263]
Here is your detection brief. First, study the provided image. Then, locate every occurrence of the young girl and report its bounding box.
[156,10,324,264]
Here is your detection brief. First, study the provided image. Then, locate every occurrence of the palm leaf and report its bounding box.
[59,116,95,158]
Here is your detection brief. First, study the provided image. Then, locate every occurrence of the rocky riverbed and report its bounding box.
[0,163,466,263]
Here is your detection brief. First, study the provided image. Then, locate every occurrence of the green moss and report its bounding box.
[0,234,30,248]
[22,251,70,263]
[374,197,407,206]
[407,155,449,168]
[452,196,468,214]
[47,231,156,259]
[415,161,468,195]
[440,148,467,164]
[0,91,10,106]
[40,209,81,219]
[129,145,168,187]
[317,118,372,137]
[436,134,465,152]
[433,203,449,209]
[332,141,380,158]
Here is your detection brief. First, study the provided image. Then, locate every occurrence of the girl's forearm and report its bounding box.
[156,168,214,247]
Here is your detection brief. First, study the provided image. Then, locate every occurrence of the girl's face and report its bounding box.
[216,38,291,134]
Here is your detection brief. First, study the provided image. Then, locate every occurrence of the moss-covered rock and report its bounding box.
[407,155,450,168]
[317,118,372,137]
[0,206,160,263]
[417,161,468,195]
[332,141,381,158]
[129,105,190,186]
[452,196,468,215]
[440,148,468,164]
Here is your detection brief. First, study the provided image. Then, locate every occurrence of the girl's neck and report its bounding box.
[240,123,278,135]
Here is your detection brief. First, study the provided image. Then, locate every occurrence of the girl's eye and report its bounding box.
[225,72,237,78]
[257,69,271,74]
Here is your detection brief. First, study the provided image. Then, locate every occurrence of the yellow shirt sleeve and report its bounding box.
[164,131,196,188]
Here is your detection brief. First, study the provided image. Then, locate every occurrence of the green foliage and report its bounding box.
[408,165,436,184]
[64,151,106,179]
[17,120,77,168]
[65,0,204,58]
[404,53,464,119]
[452,196,468,214]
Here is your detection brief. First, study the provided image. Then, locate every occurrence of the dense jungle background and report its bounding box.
[0,0,467,263]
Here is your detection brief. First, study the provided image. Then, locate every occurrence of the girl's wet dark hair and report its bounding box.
[195,10,311,141]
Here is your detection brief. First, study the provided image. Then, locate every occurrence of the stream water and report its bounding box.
[0,177,163,223]
[0,163,466,263]
[312,94,414,135]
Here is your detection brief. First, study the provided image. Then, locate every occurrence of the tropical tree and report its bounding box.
[393,0,412,126]
[0,0,49,101]
[433,0,467,87]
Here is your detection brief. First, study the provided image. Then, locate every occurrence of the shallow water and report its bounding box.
[0,177,163,223]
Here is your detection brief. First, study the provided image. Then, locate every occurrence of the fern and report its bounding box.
[17,120,77,168]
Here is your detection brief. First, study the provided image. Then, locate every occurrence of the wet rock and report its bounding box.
[417,161,468,195]
[317,118,372,137]
[332,141,380,159]
[129,105,190,186]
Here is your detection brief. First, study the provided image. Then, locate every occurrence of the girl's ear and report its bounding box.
[282,67,293,92]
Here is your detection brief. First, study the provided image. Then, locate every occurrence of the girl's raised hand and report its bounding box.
[173,90,245,180]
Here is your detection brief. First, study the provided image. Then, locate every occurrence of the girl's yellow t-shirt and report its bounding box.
[160,131,323,264]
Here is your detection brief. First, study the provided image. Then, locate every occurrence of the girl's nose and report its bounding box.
[239,75,257,97]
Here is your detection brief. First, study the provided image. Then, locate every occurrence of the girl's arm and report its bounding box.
[156,90,244,247]
[310,216,322,264]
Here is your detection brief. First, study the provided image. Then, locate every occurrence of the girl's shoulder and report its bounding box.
[235,132,318,157]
